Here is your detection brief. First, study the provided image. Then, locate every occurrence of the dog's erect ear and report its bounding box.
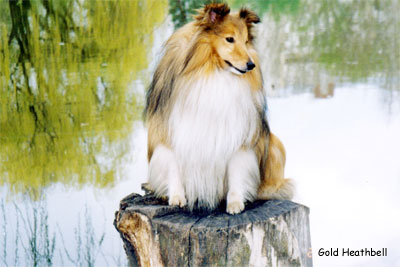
[239,8,260,25]
[239,8,260,41]
[195,3,230,28]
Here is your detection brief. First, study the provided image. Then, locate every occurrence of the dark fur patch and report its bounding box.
[182,41,198,73]
[195,3,230,29]
[239,8,260,24]
[144,67,175,119]
[239,8,260,41]
[260,100,270,136]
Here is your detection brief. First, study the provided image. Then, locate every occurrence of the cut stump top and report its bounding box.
[114,189,312,267]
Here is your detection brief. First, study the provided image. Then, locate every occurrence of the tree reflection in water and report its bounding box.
[0,0,167,196]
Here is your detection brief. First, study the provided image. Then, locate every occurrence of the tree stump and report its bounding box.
[114,185,312,267]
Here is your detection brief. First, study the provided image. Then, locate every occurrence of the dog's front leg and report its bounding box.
[148,145,186,207]
[226,149,260,214]
[168,160,186,207]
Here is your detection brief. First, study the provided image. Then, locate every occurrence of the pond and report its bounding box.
[0,0,399,266]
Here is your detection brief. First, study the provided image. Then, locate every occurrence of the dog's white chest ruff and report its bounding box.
[168,71,259,207]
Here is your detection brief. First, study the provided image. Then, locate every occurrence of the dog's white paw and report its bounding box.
[226,200,245,214]
[169,194,187,207]
[226,192,245,214]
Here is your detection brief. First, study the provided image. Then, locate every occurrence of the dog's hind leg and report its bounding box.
[226,149,260,214]
[148,145,187,207]
[257,133,294,200]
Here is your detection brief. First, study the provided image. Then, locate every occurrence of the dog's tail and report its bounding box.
[257,133,295,200]
[257,178,294,200]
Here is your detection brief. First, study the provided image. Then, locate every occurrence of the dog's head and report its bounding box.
[195,3,260,75]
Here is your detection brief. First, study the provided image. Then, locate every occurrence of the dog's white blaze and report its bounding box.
[168,71,260,209]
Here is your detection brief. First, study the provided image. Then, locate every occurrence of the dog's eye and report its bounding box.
[225,37,235,43]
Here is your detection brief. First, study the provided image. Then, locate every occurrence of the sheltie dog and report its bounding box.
[144,3,293,214]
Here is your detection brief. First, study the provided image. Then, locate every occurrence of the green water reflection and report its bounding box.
[0,0,167,197]
[231,0,399,93]
[230,0,300,18]
[294,0,399,83]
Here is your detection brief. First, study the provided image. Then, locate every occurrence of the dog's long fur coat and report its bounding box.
[144,3,293,214]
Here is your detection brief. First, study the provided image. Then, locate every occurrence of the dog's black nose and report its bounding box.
[247,61,256,71]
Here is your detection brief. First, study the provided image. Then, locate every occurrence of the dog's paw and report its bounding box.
[226,200,245,214]
[226,192,245,214]
[169,194,187,207]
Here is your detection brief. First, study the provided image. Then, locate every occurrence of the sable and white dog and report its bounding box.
[144,3,293,214]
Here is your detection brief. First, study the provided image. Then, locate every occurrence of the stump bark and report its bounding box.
[114,186,312,267]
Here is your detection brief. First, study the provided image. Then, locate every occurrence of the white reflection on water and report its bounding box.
[268,85,400,267]
[0,121,147,266]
